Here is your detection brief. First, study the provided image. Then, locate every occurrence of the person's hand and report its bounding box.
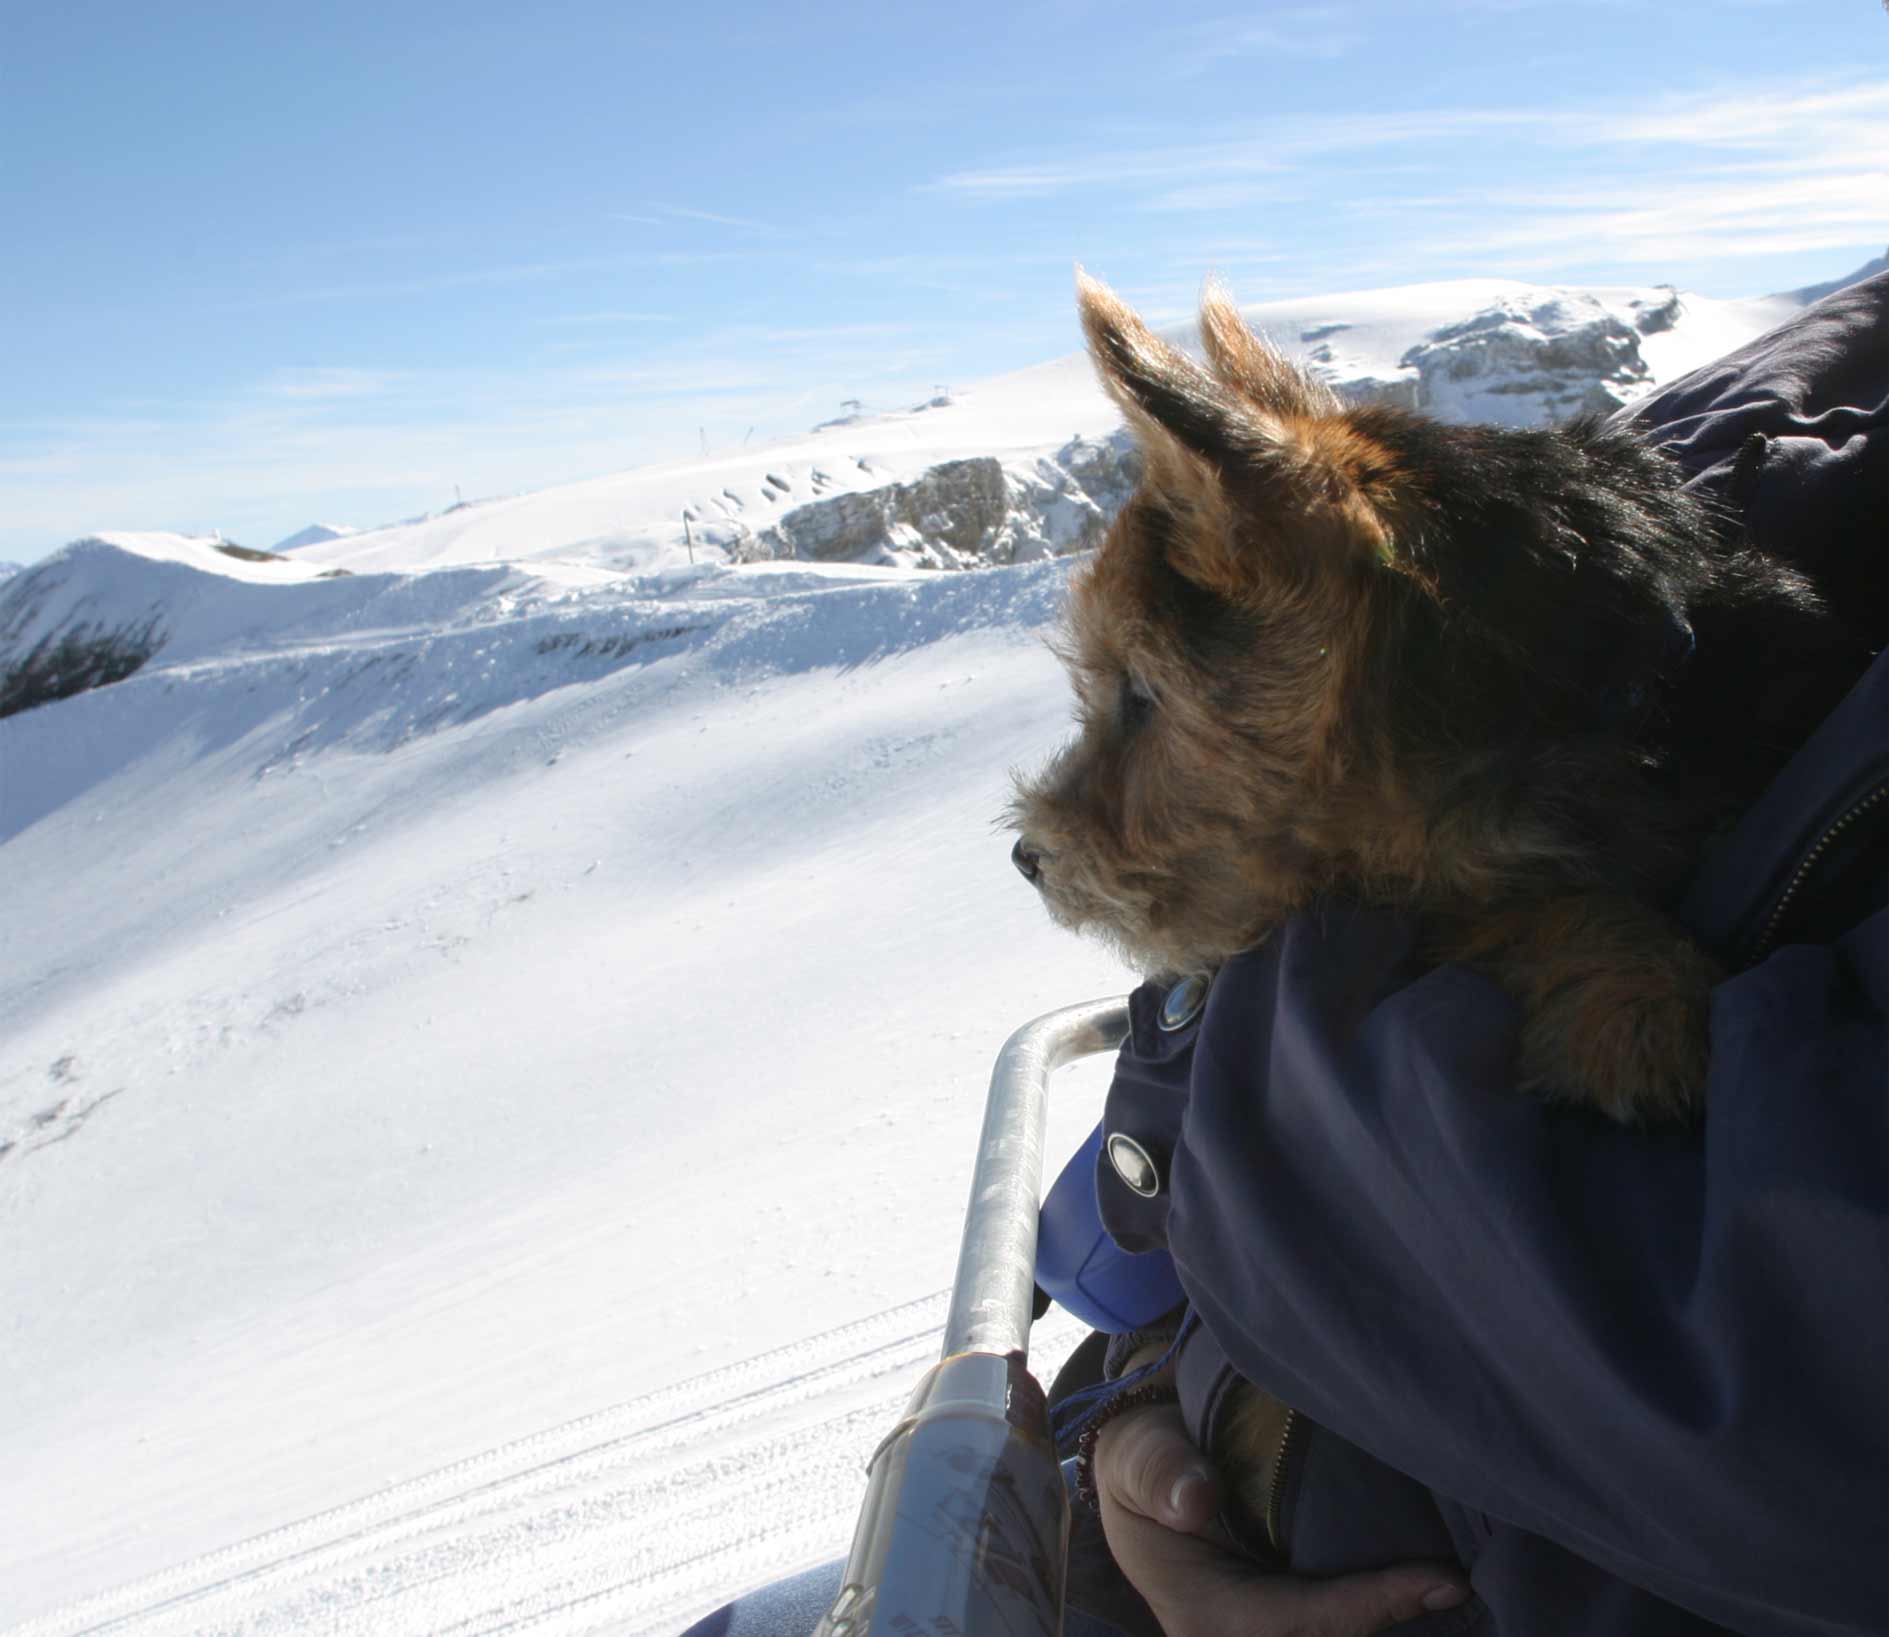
[1094,1400,1470,1636]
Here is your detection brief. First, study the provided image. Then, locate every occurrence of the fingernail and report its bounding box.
[1166,1465,1212,1520]
[1422,1584,1469,1612]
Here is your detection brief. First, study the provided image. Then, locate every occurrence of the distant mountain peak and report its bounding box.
[273,522,360,553]
[1784,249,1887,307]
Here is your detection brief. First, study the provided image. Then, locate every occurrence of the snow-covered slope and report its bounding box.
[0,534,1127,1633]
[0,264,1860,1635]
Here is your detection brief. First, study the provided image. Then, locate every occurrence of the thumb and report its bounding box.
[1266,1560,1471,1635]
[1093,1402,1220,1533]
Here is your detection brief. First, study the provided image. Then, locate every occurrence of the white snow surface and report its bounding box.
[0,270,1826,1635]
[1,539,1124,1636]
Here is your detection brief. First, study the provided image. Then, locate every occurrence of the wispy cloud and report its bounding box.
[927,74,1888,276]
[1583,79,1889,150]
[1143,180,1305,213]
[928,75,1888,198]
[1404,80,1889,267]
[250,250,768,308]
[928,109,1555,197]
[619,203,777,235]
[709,321,915,346]
[659,204,772,232]
[1163,7,1361,75]
[260,367,407,401]
[533,310,676,328]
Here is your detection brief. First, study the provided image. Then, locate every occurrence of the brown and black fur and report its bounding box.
[1011,275,1824,1123]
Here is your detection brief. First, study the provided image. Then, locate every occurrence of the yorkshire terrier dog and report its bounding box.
[1011,274,1822,1123]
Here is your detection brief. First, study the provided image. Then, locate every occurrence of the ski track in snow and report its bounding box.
[15,1294,1085,1637]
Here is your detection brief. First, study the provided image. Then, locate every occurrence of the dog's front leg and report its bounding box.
[1435,893,1719,1124]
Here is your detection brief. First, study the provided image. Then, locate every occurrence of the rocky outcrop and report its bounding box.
[0,560,165,720]
[1304,291,1685,426]
[725,284,1675,571]
[1020,432,1141,551]
[1397,294,1655,422]
[746,457,1007,568]
[1629,289,1684,336]
[728,285,1712,571]
[741,432,1142,570]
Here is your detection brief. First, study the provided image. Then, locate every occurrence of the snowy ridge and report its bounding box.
[0,535,1085,848]
[271,275,1812,583]
[1,276,1819,715]
[0,274,1814,726]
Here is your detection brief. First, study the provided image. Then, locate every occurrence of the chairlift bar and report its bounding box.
[941,997,1130,1361]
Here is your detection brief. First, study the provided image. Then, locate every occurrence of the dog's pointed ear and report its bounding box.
[1078,269,1249,467]
[1198,278,1341,420]
[1080,271,1404,599]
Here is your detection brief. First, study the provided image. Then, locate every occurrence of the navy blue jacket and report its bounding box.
[1096,271,1888,1636]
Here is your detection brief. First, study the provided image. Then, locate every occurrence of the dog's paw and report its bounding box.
[1442,893,1718,1123]
[1518,937,1717,1123]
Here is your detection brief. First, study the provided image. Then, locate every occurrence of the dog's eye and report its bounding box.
[1120,673,1156,728]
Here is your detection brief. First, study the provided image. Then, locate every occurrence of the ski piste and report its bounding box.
[15,1291,1087,1637]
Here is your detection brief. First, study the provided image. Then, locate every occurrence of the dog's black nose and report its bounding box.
[1012,837,1043,884]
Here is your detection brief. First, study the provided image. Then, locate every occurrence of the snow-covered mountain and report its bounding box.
[271,521,360,553]
[0,265,1863,1635]
[1789,248,1888,306]
[0,272,1818,726]
[268,274,1803,586]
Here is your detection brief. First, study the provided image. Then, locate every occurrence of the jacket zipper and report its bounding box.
[1264,1407,1303,1558]
[1744,778,1889,967]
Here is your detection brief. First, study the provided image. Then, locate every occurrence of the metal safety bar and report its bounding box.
[814,996,1132,1637]
[941,995,1132,1361]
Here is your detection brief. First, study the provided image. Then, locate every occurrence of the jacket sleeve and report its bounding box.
[1163,900,1889,1637]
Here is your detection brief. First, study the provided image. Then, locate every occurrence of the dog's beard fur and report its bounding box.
[1011,274,1823,1121]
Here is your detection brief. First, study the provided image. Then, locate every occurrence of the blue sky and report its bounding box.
[2,0,1883,561]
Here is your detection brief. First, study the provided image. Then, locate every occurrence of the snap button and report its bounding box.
[1106,1131,1161,1198]
[1159,973,1209,1031]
